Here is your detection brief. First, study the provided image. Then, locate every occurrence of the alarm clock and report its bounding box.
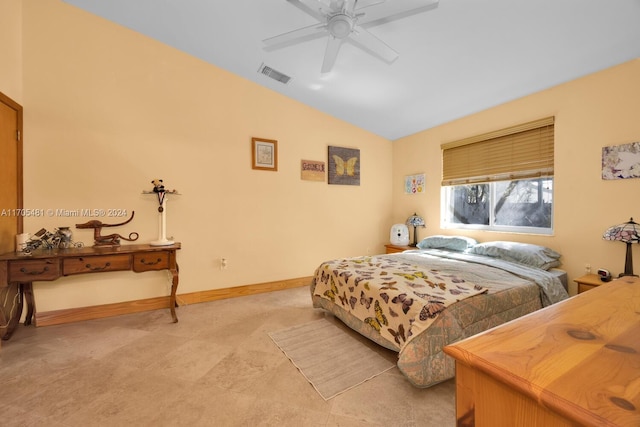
[390,224,410,246]
[597,268,612,282]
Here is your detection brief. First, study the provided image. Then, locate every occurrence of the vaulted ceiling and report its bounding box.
[62,0,640,140]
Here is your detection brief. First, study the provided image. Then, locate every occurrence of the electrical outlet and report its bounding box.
[220,258,228,270]
[585,263,591,274]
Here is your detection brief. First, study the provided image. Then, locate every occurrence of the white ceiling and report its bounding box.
[61,0,640,140]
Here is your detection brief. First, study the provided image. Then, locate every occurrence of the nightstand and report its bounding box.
[573,273,607,294]
[384,244,415,254]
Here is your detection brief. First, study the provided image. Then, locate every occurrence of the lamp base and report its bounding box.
[150,239,174,247]
[621,241,636,277]
[411,226,419,247]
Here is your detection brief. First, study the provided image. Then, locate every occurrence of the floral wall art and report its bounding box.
[602,142,640,180]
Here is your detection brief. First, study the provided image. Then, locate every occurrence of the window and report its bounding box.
[441,118,554,235]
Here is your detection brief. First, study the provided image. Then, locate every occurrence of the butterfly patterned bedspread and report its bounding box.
[312,255,488,351]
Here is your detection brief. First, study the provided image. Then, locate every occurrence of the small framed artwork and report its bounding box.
[252,137,278,171]
[301,160,325,181]
[328,146,360,186]
[405,173,425,194]
[602,141,640,180]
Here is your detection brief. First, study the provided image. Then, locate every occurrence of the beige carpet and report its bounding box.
[269,318,396,400]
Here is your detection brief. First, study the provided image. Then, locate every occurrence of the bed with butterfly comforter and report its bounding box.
[310,239,569,388]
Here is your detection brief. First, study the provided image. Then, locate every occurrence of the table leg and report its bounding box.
[169,265,179,323]
[23,282,35,326]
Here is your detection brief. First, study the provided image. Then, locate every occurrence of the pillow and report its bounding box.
[417,235,477,252]
[468,241,561,270]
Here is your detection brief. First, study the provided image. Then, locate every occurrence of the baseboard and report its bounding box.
[176,276,312,305]
[35,296,172,327]
[34,276,312,327]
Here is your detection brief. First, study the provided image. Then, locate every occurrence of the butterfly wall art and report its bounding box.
[328,146,360,186]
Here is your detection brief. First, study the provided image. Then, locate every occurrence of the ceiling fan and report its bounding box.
[263,0,439,73]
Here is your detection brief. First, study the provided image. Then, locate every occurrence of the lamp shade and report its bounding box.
[603,217,640,243]
[603,217,639,277]
[406,213,425,228]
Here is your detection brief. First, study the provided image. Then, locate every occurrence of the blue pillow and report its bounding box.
[468,241,561,270]
[417,235,477,252]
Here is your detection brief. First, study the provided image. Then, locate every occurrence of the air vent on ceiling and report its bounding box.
[258,63,291,85]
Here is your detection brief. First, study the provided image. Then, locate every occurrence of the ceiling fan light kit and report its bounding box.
[263,0,440,73]
[328,14,354,38]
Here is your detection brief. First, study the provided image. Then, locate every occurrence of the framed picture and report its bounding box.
[405,173,425,194]
[252,137,278,171]
[602,141,640,180]
[328,146,360,186]
[301,159,325,181]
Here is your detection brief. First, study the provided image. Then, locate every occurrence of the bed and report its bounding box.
[310,237,569,388]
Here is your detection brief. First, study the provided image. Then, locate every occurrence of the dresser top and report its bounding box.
[444,276,640,427]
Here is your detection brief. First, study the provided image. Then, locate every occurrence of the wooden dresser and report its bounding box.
[444,276,640,427]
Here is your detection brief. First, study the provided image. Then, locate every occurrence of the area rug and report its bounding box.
[269,318,395,400]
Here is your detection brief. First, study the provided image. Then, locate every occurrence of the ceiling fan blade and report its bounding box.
[263,23,327,51]
[354,0,386,11]
[358,0,439,27]
[344,0,356,14]
[287,0,334,21]
[348,26,398,63]
[321,36,344,73]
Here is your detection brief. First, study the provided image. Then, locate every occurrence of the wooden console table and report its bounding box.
[444,276,640,427]
[0,243,180,339]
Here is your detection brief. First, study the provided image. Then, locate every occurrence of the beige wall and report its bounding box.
[0,0,23,102]
[393,59,640,294]
[13,0,392,312]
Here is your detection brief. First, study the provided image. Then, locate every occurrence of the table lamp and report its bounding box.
[406,213,425,247]
[603,217,639,277]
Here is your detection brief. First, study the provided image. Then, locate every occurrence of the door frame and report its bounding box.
[0,91,23,233]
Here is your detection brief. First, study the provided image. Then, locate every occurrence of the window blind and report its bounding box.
[441,117,554,186]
